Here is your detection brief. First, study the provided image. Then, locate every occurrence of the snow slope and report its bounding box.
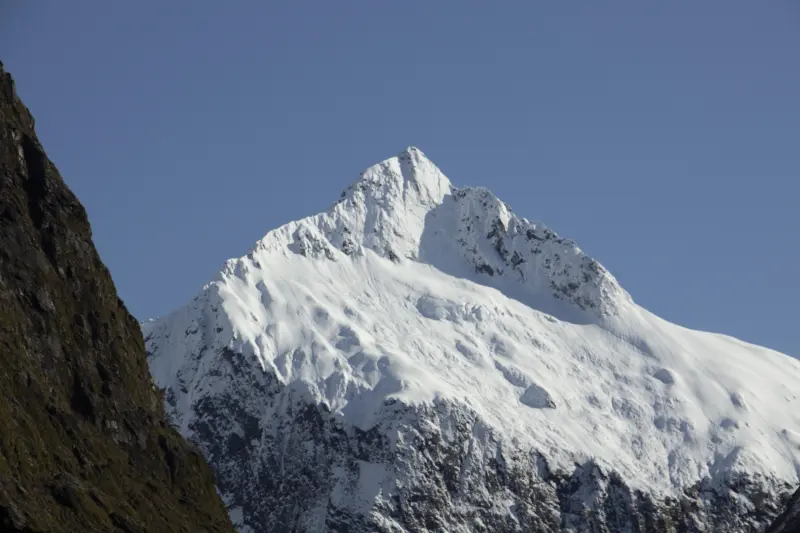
[145,147,800,532]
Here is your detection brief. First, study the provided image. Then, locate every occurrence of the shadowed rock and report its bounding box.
[766,487,800,533]
[0,61,234,533]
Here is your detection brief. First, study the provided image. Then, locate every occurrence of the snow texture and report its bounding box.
[145,147,800,532]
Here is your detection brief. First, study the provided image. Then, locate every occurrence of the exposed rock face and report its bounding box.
[0,62,234,532]
[766,487,800,533]
[148,351,794,533]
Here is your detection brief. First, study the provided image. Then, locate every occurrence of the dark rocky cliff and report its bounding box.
[0,62,235,533]
[766,487,800,533]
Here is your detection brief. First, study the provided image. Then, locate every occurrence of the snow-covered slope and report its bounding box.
[144,147,800,532]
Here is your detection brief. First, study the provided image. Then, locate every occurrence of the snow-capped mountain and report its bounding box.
[144,147,800,532]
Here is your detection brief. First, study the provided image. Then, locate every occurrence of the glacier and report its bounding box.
[144,147,800,532]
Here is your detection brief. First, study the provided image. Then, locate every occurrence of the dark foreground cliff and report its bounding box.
[0,62,234,532]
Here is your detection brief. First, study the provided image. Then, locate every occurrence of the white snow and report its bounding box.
[145,146,800,496]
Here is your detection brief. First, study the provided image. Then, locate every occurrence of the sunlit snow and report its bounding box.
[145,147,800,496]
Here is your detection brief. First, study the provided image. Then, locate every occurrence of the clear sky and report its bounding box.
[2,1,798,357]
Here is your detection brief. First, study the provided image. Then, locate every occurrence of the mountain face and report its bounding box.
[145,147,800,533]
[0,63,235,532]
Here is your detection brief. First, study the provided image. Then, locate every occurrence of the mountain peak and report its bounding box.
[346,145,451,208]
[332,148,627,318]
[399,144,424,157]
[145,147,800,533]
[396,145,432,169]
[241,149,629,323]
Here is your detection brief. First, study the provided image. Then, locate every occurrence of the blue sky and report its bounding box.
[2,1,798,357]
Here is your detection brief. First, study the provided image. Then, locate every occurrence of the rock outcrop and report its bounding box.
[766,487,800,533]
[0,62,234,532]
